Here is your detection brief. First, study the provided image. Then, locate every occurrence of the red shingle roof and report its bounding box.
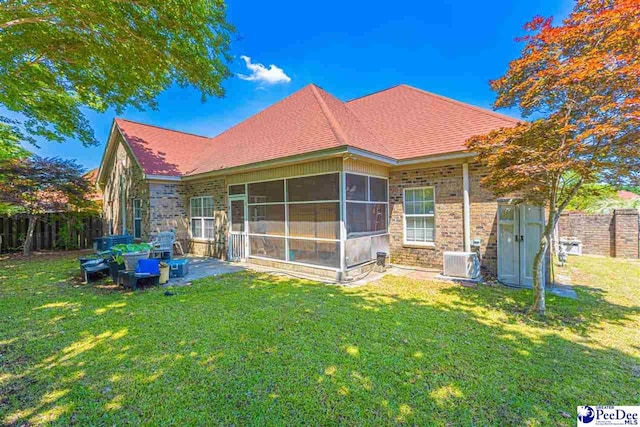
[115,119,210,176]
[112,83,520,177]
[346,84,520,160]
[618,190,640,200]
[83,168,103,201]
[189,85,393,175]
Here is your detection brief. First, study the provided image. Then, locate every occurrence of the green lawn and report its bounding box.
[1,253,639,426]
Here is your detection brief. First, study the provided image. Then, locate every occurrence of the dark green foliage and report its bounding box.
[0,155,93,255]
[0,156,92,214]
[0,0,233,151]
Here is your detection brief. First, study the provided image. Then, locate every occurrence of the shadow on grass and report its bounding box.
[1,269,639,425]
[436,280,640,336]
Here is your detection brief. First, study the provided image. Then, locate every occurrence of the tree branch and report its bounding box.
[0,15,55,30]
[558,177,584,213]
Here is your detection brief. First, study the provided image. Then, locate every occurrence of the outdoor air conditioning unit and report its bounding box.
[443,251,480,279]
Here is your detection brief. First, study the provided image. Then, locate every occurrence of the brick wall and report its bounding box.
[557,209,639,258]
[468,163,500,273]
[148,182,188,239]
[388,162,498,274]
[181,178,227,259]
[102,137,149,238]
[557,212,614,256]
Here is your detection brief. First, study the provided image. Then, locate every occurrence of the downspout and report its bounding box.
[462,163,471,252]
[120,171,127,235]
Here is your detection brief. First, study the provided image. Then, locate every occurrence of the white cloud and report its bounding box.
[237,55,291,85]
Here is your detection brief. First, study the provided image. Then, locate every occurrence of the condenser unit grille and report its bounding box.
[443,251,480,279]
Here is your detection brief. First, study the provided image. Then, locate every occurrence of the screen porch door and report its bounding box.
[228,195,248,261]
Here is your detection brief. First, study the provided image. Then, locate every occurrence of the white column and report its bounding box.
[284,179,289,262]
[462,163,471,252]
[339,171,347,278]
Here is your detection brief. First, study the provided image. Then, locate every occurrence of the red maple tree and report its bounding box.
[467,0,640,314]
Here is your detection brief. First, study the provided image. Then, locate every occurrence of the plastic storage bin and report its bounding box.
[136,258,160,275]
[98,234,134,251]
[168,259,189,278]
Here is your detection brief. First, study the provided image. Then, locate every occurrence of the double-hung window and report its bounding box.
[190,196,215,240]
[345,173,388,238]
[133,199,142,239]
[403,187,435,244]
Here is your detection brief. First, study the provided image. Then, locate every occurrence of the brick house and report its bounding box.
[97,84,546,284]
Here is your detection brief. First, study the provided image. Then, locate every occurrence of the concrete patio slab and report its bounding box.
[162,256,245,286]
[159,258,579,302]
[551,272,578,299]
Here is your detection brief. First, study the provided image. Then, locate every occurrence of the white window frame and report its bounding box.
[345,172,389,239]
[190,196,215,241]
[133,199,142,239]
[403,186,436,246]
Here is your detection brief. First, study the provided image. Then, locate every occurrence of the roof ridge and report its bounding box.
[207,84,320,142]
[314,85,396,157]
[115,118,210,139]
[309,85,350,147]
[345,84,403,103]
[398,84,522,124]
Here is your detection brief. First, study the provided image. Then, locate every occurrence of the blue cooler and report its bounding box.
[136,258,160,275]
[168,259,189,278]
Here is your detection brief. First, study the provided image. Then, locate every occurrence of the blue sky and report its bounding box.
[28,0,573,171]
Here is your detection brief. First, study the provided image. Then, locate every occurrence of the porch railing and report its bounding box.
[228,233,246,261]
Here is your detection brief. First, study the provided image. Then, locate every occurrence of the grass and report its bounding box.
[1,252,639,426]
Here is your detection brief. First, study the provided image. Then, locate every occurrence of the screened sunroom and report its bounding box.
[226,171,389,278]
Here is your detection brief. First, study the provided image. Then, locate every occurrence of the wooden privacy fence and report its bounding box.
[0,213,104,253]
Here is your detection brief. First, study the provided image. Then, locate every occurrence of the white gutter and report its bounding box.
[343,147,396,165]
[96,121,119,186]
[345,147,475,167]
[144,174,182,182]
[181,147,349,181]
[462,162,471,252]
[120,139,476,183]
[398,151,475,166]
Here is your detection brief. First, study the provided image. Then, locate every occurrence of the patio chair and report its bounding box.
[150,231,175,260]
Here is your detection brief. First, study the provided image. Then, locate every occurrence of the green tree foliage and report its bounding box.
[0,156,93,255]
[0,0,233,152]
[584,197,640,214]
[565,183,618,212]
